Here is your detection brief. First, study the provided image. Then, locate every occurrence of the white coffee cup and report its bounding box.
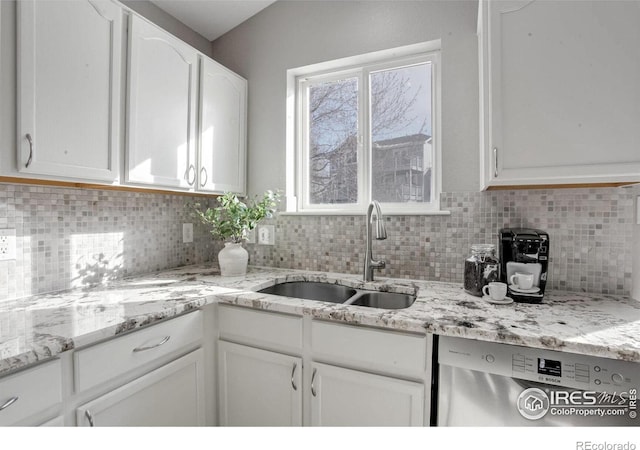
[482,282,507,300]
[510,272,534,290]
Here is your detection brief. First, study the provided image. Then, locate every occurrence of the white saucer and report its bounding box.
[483,295,514,305]
[509,286,540,294]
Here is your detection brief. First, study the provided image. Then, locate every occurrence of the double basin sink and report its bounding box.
[257,281,416,310]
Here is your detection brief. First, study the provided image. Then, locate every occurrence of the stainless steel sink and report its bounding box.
[257,281,416,309]
[345,291,416,309]
[257,281,357,303]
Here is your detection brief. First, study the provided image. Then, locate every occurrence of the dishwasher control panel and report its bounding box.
[438,336,638,392]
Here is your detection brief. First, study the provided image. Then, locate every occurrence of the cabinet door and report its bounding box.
[17,0,121,181]
[309,362,424,426]
[76,349,205,427]
[479,0,640,188]
[0,359,62,426]
[198,56,247,194]
[126,14,198,189]
[218,341,302,426]
[39,416,65,427]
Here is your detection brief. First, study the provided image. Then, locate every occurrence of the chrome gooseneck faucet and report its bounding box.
[363,200,387,282]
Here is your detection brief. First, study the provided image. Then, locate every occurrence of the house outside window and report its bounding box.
[287,41,442,215]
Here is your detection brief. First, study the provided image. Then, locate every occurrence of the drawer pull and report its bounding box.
[311,368,317,397]
[132,336,170,353]
[0,396,18,411]
[291,363,298,391]
[85,410,95,427]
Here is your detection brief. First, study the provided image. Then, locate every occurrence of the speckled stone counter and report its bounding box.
[1,264,639,377]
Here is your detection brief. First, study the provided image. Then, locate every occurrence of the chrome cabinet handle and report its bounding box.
[493,147,498,178]
[0,396,18,411]
[311,368,317,397]
[186,164,196,186]
[85,410,95,427]
[132,336,170,352]
[25,133,34,168]
[200,167,208,187]
[291,362,298,391]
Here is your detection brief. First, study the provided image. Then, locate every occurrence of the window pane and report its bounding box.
[370,63,432,203]
[308,77,358,204]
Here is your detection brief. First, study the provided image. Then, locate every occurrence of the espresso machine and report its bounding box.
[499,228,549,303]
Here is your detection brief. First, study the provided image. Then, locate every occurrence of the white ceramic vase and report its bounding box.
[218,242,248,276]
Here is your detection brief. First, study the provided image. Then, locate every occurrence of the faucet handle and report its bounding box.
[371,260,386,269]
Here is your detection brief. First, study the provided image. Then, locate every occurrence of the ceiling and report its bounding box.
[150,0,277,41]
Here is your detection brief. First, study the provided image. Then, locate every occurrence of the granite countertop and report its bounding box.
[1,264,639,377]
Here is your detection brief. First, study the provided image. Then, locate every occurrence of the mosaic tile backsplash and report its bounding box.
[0,183,637,301]
[0,184,218,301]
[247,187,639,296]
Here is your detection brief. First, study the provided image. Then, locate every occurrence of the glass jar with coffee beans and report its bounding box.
[464,244,499,296]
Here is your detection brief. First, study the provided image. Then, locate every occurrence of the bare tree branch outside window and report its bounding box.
[307,62,433,205]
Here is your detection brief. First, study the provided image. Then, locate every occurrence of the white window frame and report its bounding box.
[286,40,444,215]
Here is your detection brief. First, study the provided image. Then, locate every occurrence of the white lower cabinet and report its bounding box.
[309,362,424,427]
[215,306,430,427]
[0,359,62,426]
[39,416,65,427]
[218,340,302,426]
[76,349,205,427]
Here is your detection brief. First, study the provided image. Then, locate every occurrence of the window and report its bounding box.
[287,41,442,214]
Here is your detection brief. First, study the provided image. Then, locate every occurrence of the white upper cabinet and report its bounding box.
[17,0,122,181]
[198,56,247,194]
[126,14,198,190]
[479,0,640,189]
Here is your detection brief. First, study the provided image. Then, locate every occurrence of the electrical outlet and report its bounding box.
[0,229,16,261]
[257,225,275,245]
[182,223,193,243]
[246,228,256,244]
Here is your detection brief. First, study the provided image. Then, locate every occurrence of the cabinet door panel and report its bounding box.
[198,57,247,194]
[0,359,62,426]
[480,0,640,187]
[76,349,205,427]
[218,341,302,426]
[126,15,197,189]
[310,362,424,426]
[39,415,65,427]
[17,0,121,181]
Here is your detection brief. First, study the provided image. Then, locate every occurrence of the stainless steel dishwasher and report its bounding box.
[435,336,638,426]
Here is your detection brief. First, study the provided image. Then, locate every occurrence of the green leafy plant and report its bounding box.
[192,191,281,243]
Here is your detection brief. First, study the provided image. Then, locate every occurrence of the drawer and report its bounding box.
[311,321,427,377]
[218,305,302,354]
[0,359,62,426]
[74,311,203,392]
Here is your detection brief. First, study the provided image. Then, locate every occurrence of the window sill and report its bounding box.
[280,209,451,217]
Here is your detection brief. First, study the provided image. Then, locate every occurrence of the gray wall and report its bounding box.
[211,0,480,196]
[121,0,213,56]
